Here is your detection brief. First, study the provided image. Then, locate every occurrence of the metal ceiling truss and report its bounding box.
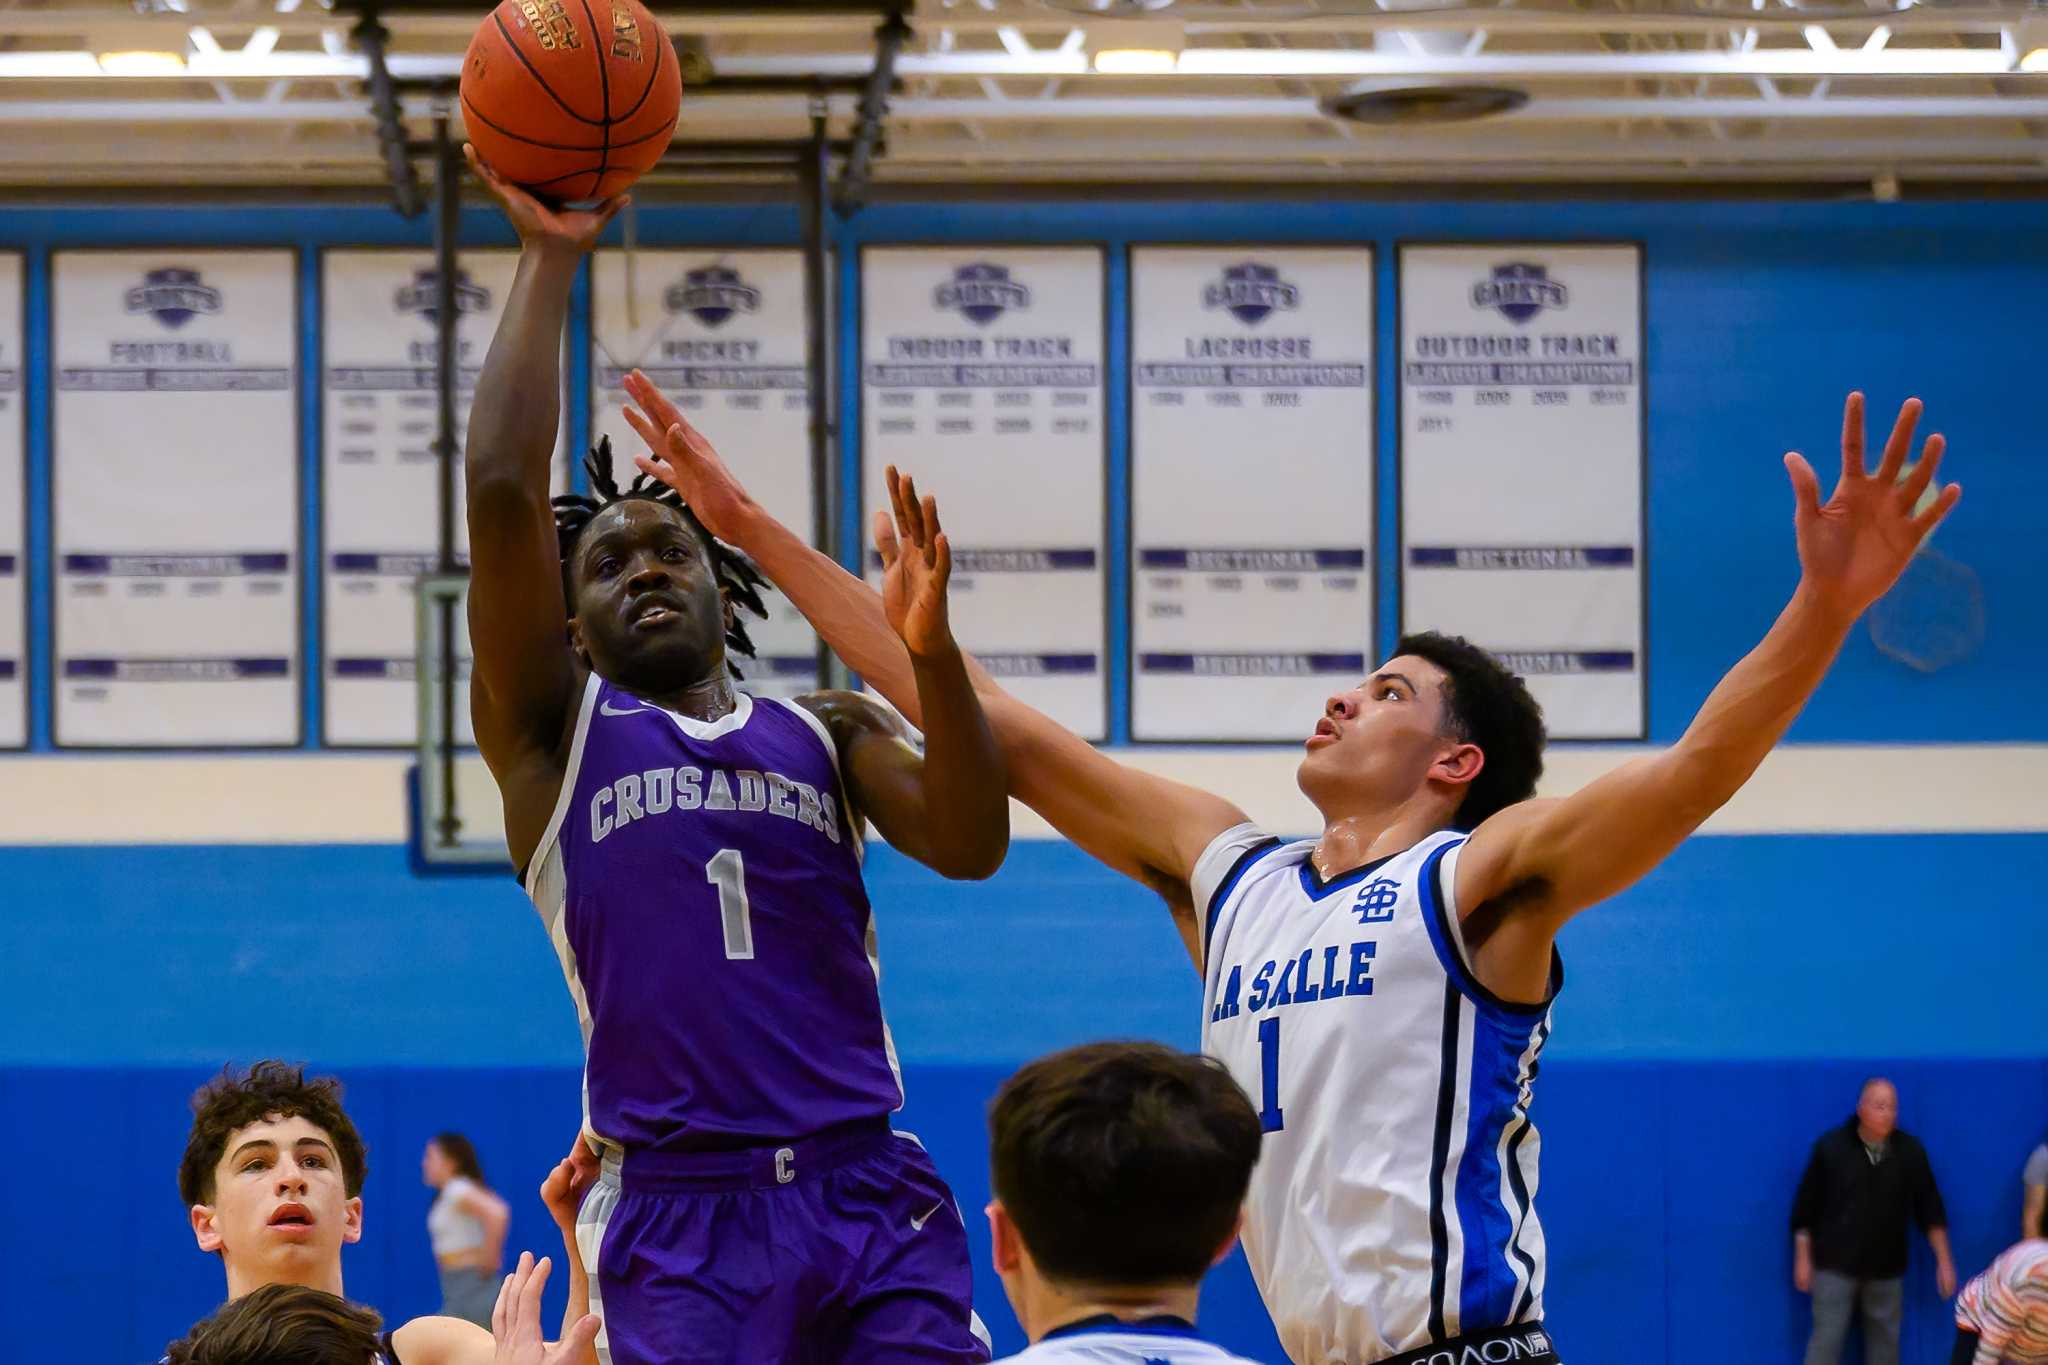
[0,0,2042,188]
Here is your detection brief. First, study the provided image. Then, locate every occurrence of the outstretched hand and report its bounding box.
[874,466,959,661]
[492,1253,601,1365]
[539,1134,598,1236]
[622,369,758,541]
[1784,392,1961,618]
[465,145,625,254]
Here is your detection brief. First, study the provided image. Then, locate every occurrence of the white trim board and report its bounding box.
[0,744,2042,846]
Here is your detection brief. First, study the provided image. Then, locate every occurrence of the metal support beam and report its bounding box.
[351,8,421,218]
[834,7,909,214]
[431,111,462,849]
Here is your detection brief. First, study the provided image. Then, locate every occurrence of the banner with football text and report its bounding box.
[52,250,300,746]
[1399,244,1646,739]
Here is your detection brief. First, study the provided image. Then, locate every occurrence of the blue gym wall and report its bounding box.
[1,198,2043,1363]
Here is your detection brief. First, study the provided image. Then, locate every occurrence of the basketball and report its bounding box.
[460,0,680,202]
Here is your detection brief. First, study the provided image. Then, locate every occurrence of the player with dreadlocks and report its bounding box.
[462,149,1008,1365]
[550,437,772,674]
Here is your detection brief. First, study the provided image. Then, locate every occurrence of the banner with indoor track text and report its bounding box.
[0,253,22,747]
[591,248,820,699]
[1399,243,1647,739]
[1130,246,1375,741]
[860,247,1108,739]
[321,249,568,746]
[52,249,300,747]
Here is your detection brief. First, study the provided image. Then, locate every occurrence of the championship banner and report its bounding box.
[860,247,1108,739]
[321,249,566,746]
[0,253,23,747]
[1400,244,1646,739]
[592,249,820,699]
[53,250,299,746]
[1130,247,1374,741]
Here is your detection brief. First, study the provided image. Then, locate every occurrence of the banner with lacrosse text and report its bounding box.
[860,247,1108,739]
[591,248,820,699]
[53,250,300,746]
[321,249,567,746]
[1130,246,1374,741]
[1400,244,1646,739]
[0,253,22,747]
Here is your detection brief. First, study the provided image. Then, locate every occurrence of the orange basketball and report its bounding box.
[460,0,680,202]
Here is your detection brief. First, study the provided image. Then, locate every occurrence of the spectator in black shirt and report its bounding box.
[1793,1078,1956,1365]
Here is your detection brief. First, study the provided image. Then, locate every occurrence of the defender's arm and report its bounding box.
[1454,394,1959,989]
[621,380,1245,954]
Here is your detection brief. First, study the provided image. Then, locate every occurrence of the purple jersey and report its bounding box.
[525,674,904,1150]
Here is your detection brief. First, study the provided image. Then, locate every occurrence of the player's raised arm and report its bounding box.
[461,149,622,789]
[795,471,1010,880]
[1455,392,1962,954]
[622,372,1248,955]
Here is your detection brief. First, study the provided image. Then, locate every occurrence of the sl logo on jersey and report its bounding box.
[1353,877,1400,924]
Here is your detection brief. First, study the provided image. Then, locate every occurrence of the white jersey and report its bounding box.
[1194,824,1561,1365]
[999,1319,1270,1364]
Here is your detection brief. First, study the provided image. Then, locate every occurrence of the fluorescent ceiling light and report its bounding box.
[1094,48,1178,73]
[2022,47,2048,71]
[96,50,188,75]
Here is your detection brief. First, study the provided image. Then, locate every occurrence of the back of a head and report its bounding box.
[164,1285,383,1365]
[990,1041,1262,1289]
[1396,631,1547,829]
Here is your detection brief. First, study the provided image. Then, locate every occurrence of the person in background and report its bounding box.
[1793,1077,1957,1365]
[1954,1239,2048,1365]
[2021,1133,2048,1241]
[984,1041,1268,1364]
[423,1132,511,1328]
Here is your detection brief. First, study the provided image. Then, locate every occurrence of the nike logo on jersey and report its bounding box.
[1210,940,1376,1023]
[599,698,650,717]
[910,1201,944,1232]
